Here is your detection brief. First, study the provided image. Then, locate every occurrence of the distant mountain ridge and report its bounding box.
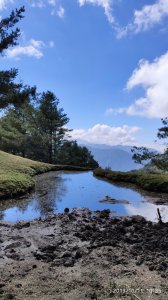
[79,142,142,171]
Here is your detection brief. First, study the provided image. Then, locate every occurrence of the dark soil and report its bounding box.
[0,209,168,299]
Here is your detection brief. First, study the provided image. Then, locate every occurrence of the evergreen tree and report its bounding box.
[0,92,99,168]
[0,90,69,163]
[0,68,36,109]
[0,109,25,155]
[0,6,35,109]
[0,100,37,157]
[132,117,168,171]
[0,7,25,53]
[33,91,70,163]
[58,141,99,168]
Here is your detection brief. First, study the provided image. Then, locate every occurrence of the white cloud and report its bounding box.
[71,124,140,145]
[126,52,168,118]
[5,39,45,59]
[117,0,168,37]
[28,1,168,36]
[106,52,168,118]
[77,0,168,36]
[30,0,65,18]
[48,0,57,5]
[78,0,115,24]
[105,107,126,116]
[30,0,58,8]
[51,4,65,18]
[30,0,45,8]
[56,5,65,18]
[0,0,13,11]
[133,0,168,33]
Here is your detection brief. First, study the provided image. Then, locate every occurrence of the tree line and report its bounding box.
[0,7,98,168]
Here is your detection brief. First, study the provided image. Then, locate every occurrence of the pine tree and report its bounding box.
[132,117,168,171]
[0,7,25,53]
[58,140,99,168]
[36,91,70,163]
[0,7,35,109]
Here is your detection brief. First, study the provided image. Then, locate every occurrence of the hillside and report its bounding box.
[0,151,57,199]
[0,151,93,200]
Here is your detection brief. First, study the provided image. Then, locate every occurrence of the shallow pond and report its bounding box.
[0,171,168,222]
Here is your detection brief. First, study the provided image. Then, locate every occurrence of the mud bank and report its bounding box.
[0,209,168,300]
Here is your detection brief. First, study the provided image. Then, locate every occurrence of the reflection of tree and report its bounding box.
[0,211,5,221]
[0,171,68,221]
[0,196,31,221]
[14,196,33,213]
[95,175,168,204]
[34,172,67,216]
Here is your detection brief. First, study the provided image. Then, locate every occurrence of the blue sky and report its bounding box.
[1,0,168,150]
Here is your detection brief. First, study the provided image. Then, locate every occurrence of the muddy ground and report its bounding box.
[0,209,168,300]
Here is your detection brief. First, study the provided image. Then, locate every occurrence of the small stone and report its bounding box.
[32,264,37,269]
[149,264,155,271]
[64,208,69,214]
[136,256,144,266]
[63,258,74,267]
[15,283,22,288]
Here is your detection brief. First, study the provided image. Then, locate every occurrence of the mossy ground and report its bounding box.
[0,151,57,199]
[94,167,168,193]
[0,151,92,199]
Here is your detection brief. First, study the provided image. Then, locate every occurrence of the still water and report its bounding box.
[0,171,168,222]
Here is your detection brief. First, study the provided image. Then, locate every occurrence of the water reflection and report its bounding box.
[34,172,67,215]
[0,172,68,221]
[0,171,168,222]
[125,202,168,222]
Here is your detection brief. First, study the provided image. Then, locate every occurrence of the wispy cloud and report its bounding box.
[56,5,65,18]
[0,0,14,11]
[28,1,168,36]
[78,0,115,24]
[4,38,54,59]
[105,107,126,116]
[48,0,57,5]
[51,5,65,18]
[30,1,45,9]
[71,123,140,145]
[30,0,65,18]
[77,0,168,37]
[117,0,168,38]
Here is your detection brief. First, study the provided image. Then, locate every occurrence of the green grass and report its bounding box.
[0,151,92,199]
[0,151,58,199]
[94,167,168,193]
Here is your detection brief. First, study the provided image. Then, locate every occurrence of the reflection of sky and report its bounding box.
[125,203,168,222]
[1,171,168,222]
[3,200,41,222]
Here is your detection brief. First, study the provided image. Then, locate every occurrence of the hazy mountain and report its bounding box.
[79,142,142,171]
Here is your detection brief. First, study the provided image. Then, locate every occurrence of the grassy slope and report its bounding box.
[94,168,168,193]
[0,151,58,199]
[0,151,92,199]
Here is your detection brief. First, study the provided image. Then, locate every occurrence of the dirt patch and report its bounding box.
[0,209,168,299]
